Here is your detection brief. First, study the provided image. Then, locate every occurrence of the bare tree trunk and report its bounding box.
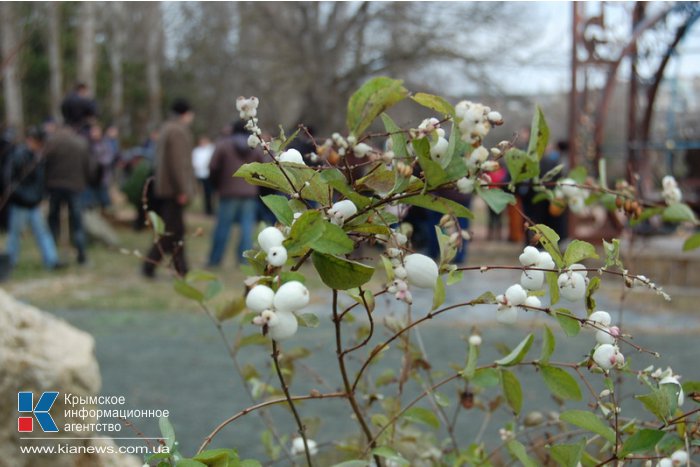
[47,2,63,121]
[145,3,163,128]
[108,2,126,128]
[77,2,97,92]
[0,2,24,135]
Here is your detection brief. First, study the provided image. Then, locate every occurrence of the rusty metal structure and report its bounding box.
[569,2,700,195]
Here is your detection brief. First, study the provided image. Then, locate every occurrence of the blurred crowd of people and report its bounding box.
[1,85,571,279]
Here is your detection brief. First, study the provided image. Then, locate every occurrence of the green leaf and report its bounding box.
[681,380,700,400]
[495,333,534,366]
[568,166,587,184]
[563,240,599,266]
[530,224,564,267]
[555,309,581,337]
[284,210,325,255]
[472,368,501,388]
[411,92,455,116]
[297,313,320,328]
[501,369,523,415]
[527,105,550,161]
[506,439,538,467]
[505,148,539,184]
[347,77,408,136]
[403,406,440,429]
[312,252,374,290]
[683,232,700,251]
[402,194,473,219]
[586,276,601,315]
[559,410,616,443]
[173,279,204,302]
[662,202,697,223]
[547,271,560,305]
[540,365,582,401]
[148,211,165,236]
[241,460,262,467]
[478,187,516,214]
[413,137,449,188]
[371,446,409,466]
[380,113,409,157]
[320,169,372,209]
[176,460,207,467]
[636,384,680,422]
[619,429,665,458]
[238,334,269,348]
[603,238,622,268]
[310,221,355,255]
[462,340,480,379]
[159,416,176,450]
[540,325,556,363]
[432,277,446,310]
[261,194,294,226]
[549,439,586,467]
[434,392,450,408]
[193,448,240,466]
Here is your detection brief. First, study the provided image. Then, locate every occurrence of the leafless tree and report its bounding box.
[77,2,97,92]
[106,1,127,129]
[144,2,164,128]
[47,2,63,122]
[1,2,25,135]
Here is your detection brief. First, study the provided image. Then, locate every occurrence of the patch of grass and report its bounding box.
[1,204,266,312]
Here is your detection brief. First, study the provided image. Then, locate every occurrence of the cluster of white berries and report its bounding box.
[278,148,306,165]
[495,283,540,324]
[455,101,502,145]
[247,280,310,340]
[662,175,682,204]
[415,118,449,163]
[587,311,625,371]
[384,231,439,304]
[557,178,589,215]
[236,96,264,149]
[327,199,357,226]
[657,450,689,466]
[290,437,318,457]
[518,246,555,290]
[258,226,288,267]
[557,264,589,302]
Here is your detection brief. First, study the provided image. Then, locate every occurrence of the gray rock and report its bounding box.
[0,289,141,467]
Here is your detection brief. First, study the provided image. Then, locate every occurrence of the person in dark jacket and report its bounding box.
[5,127,61,269]
[142,98,196,278]
[207,120,264,267]
[44,120,92,264]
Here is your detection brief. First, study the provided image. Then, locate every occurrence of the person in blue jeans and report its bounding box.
[207,121,264,267]
[4,127,62,269]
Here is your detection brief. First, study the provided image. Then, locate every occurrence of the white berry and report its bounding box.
[329,199,357,220]
[558,271,587,302]
[657,458,672,467]
[456,177,475,194]
[266,246,288,267]
[404,253,439,288]
[596,329,616,345]
[246,285,275,312]
[279,148,306,165]
[291,437,318,457]
[519,246,540,266]
[593,344,622,370]
[258,227,285,253]
[430,136,449,162]
[268,310,298,340]
[505,284,527,306]
[353,142,373,158]
[670,450,688,465]
[520,270,544,290]
[524,295,541,309]
[497,306,518,324]
[588,310,612,327]
[273,281,310,312]
[536,251,556,270]
[469,334,482,346]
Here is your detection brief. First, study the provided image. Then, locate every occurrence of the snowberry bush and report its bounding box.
[148,78,699,467]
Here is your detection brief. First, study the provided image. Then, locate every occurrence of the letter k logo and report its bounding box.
[18,392,59,432]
